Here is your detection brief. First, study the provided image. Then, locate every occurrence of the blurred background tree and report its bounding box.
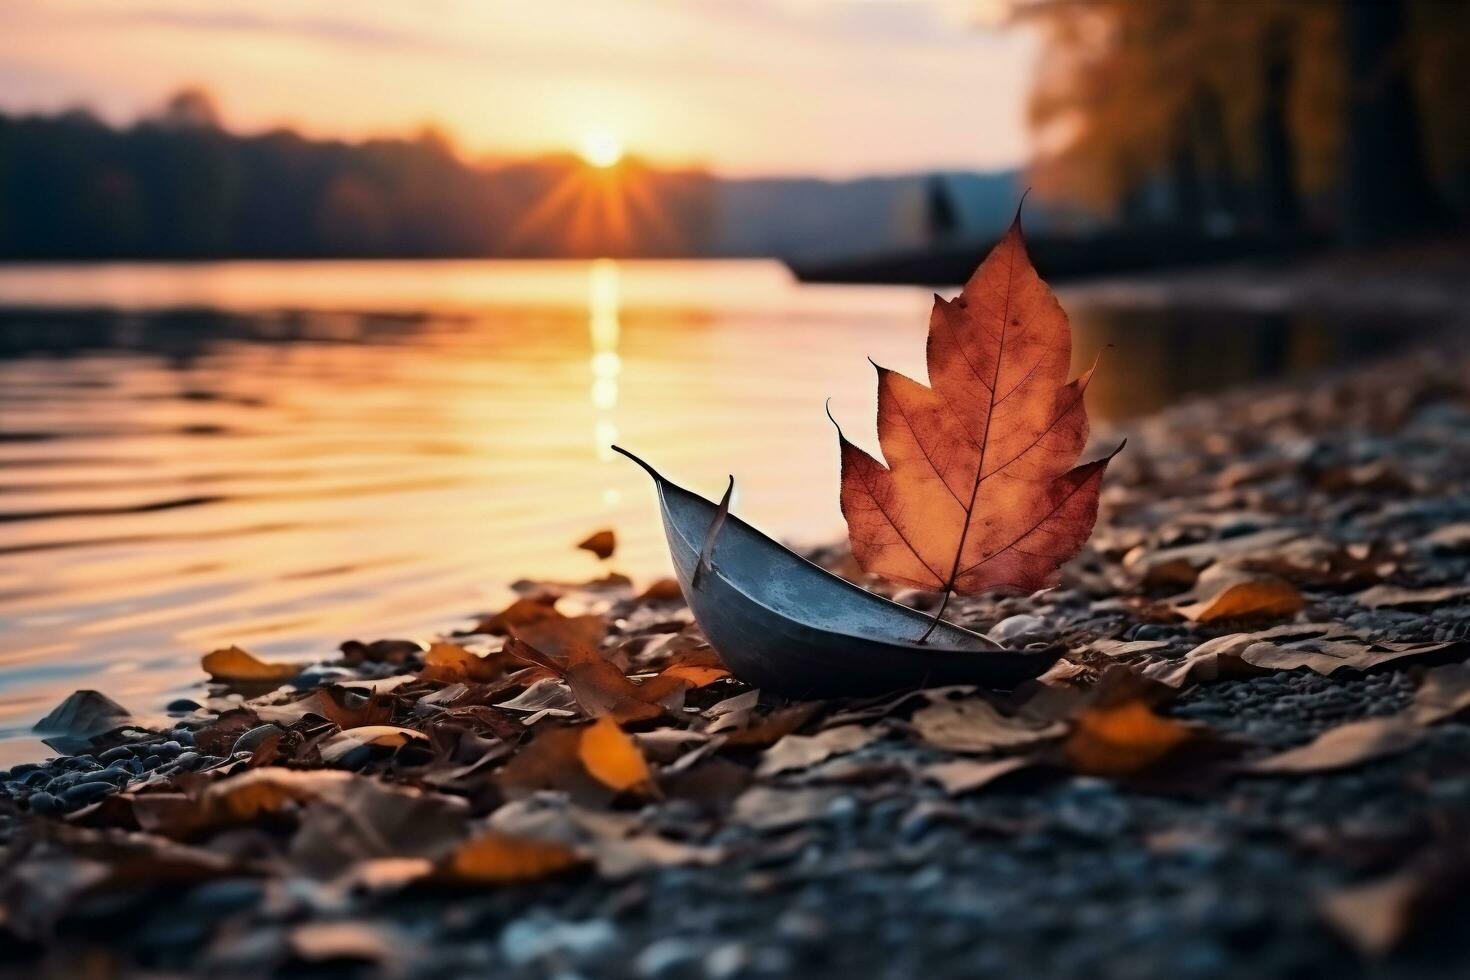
[1022,0,1468,244]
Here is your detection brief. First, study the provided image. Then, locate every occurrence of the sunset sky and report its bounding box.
[0,0,1038,177]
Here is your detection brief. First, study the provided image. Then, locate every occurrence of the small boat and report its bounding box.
[614,447,1058,698]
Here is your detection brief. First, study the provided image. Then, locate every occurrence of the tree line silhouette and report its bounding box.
[0,91,718,260]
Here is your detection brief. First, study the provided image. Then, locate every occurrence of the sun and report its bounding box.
[578,128,625,169]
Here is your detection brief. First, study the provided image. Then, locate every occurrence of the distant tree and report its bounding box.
[151,88,222,130]
[1019,0,1464,241]
[1340,0,1441,244]
[0,92,718,260]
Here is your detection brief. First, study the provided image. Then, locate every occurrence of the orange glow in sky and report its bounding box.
[0,0,1038,176]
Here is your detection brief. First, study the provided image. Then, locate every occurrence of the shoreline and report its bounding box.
[2,344,1469,977]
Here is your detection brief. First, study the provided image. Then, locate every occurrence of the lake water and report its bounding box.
[0,258,1438,762]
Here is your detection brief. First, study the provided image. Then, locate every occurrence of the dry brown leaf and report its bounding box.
[1243,718,1422,775]
[420,641,506,683]
[578,717,655,795]
[833,217,1117,617]
[1122,527,1302,587]
[201,645,301,683]
[1354,583,1470,609]
[911,695,1066,754]
[757,724,879,776]
[1240,537,1399,589]
[720,703,823,749]
[1319,871,1423,956]
[496,726,612,804]
[506,613,609,669]
[1422,523,1470,553]
[474,596,562,635]
[660,663,730,687]
[318,725,429,766]
[923,757,1034,796]
[254,685,394,728]
[1148,625,1464,687]
[1411,663,1470,725]
[1174,565,1305,623]
[576,529,617,560]
[1060,668,1196,777]
[290,922,396,964]
[731,786,836,831]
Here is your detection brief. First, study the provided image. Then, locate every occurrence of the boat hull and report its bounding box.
[619,449,1057,698]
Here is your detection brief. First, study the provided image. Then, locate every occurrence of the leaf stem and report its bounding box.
[917,588,953,644]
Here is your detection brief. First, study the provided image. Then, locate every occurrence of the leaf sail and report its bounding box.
[834,217,1119,635]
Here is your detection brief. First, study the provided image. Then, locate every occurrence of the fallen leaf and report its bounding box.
[496,726,612,804]
[254,685,394,728]
[495,677,579,717]
[1240,536,1398,589]
[201,645,301,683]
[1174,565,1304,623]
[719,703,823,749]
[659,663,730,687]
[507,613,608,669]
[1319,871,1423,956]
[474,596,561,635]
[832,216,1118,616]
[703,689,761,732]
[578,717,655,794]
[436,832,585,885]
[290,922,397,964]
[1422,523,1470,553]
[911,695,1065,754]
[1411,663,1470,725]
[338,639,424,667]
[576,529,616,560]
[1354,584,1470,609]
[731,786,836,831]
[1123,528,1302,587]
[420,641,506,683]
[1147,625,1465,686]
[589,833,724,879]
[923,757,1035,796]
[757,724,880,776]
[1243,718,1422,775]
[1061,668,1197,777]
[318,726,430,767]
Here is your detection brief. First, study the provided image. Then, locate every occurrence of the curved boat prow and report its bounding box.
[612,445,1056,697]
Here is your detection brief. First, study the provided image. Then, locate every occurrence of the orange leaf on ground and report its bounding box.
[254,685,394,729]
[576,529,617,560]
[201,646,301,683]
[1064,701,1194,777]
[437,832,585,885]
[420,641,505,683]
[1175,566,1305,623]
[474,596,561,635]
[579,717,655,794]
[1061,668,1196,777]
[660,664,730,687]
[831,216,1118,625]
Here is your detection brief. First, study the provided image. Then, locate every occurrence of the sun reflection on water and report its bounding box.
[589,259,623,509]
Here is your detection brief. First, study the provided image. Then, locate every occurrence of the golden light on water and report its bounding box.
[589,258,622,469]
